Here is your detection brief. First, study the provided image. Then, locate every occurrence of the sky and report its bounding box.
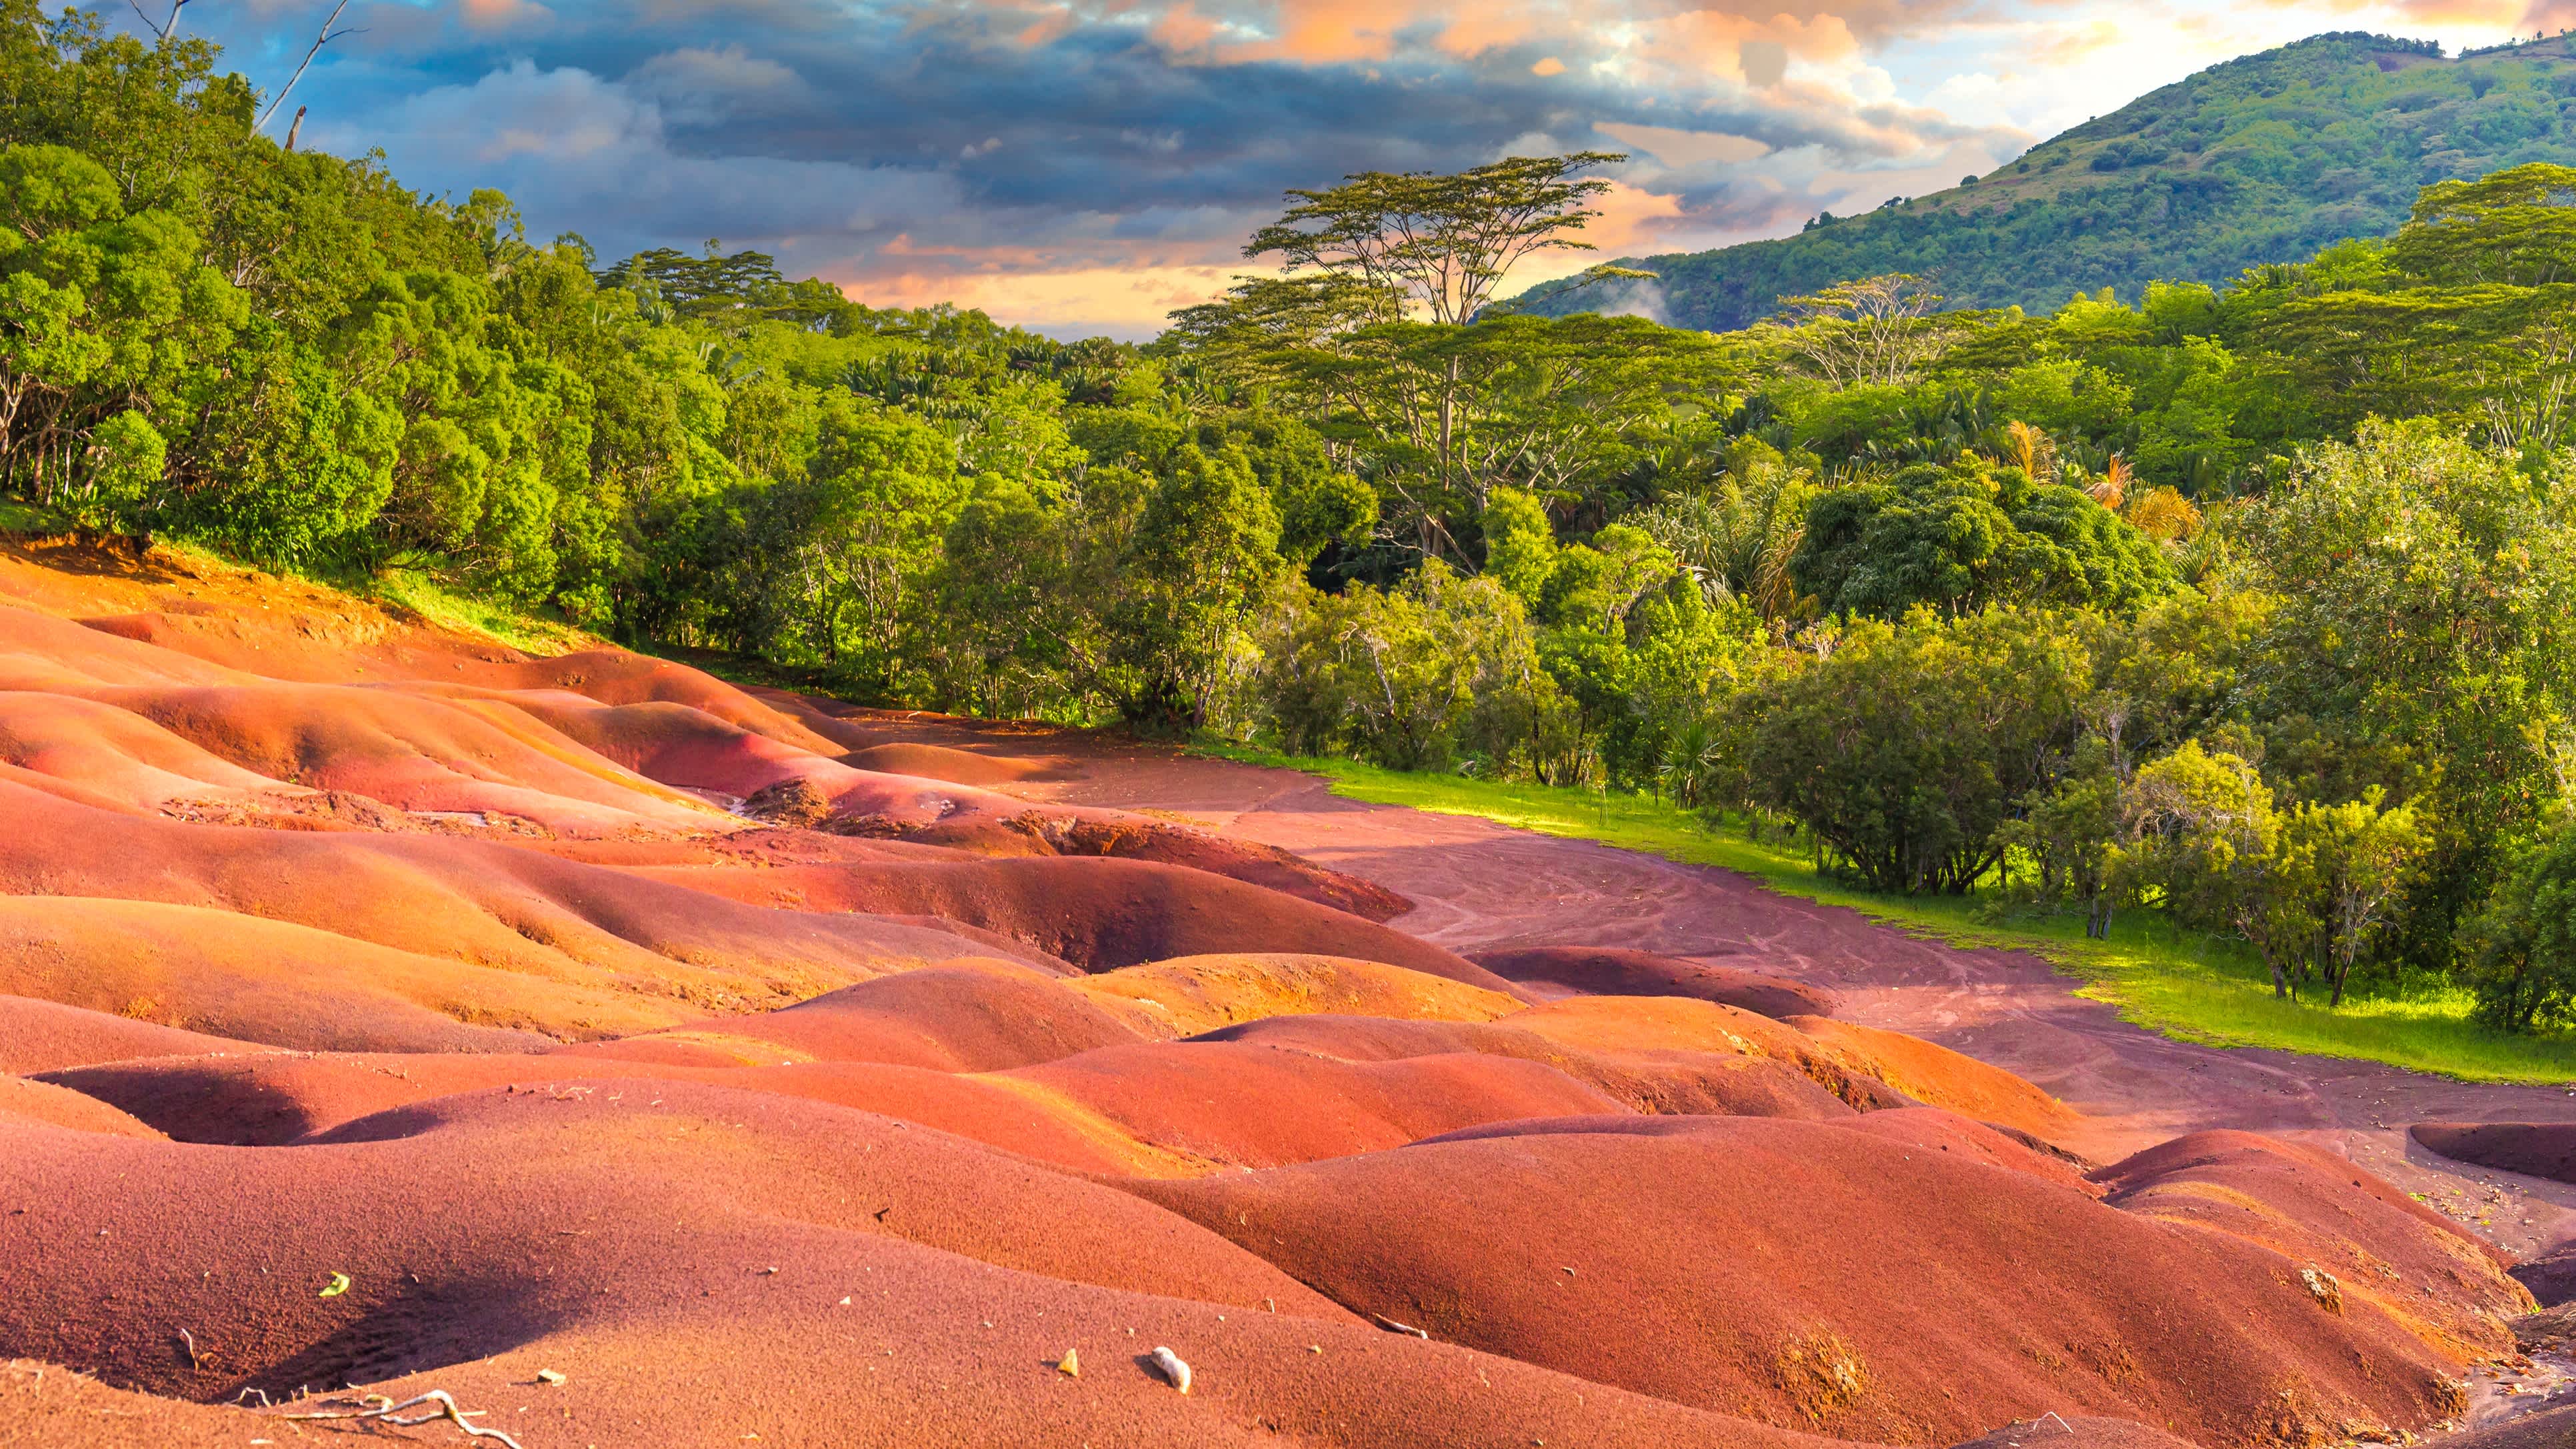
[142,0,2576,339]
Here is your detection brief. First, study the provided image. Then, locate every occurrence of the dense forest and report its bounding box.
[1511,30,2576,329]
[12,3,2576,1032]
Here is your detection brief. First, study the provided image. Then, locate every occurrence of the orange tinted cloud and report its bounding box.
[833,255,1246,333]
[459,0,551,30]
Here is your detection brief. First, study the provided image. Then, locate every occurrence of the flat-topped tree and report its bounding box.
[1245,152,1627,325]
[2389,162,2576,286]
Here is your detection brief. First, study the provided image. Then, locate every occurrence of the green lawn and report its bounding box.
[1196,746,2576,1085]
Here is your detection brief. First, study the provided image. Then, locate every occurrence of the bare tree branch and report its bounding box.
[257,0,359,131]
[129,0,187,42]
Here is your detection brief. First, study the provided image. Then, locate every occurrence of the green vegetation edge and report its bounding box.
[1193,744,2576,1086]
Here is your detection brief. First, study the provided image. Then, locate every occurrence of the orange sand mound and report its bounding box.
[1069,954,1525,1039]
[1130,1116,2508,1446]
[564,959,1144,1072]
[1197,1012,1868,1121]
[1004,1040,1629,1170]
[87,681,727,833]
[0,897,612,1050]
[0,1074,163,1137]
[0,782,1062,1016]
[1468,944,1837,1018]
[0,995,263,1073]
[845,740,1081,785]
[1788,1014,2080,1142]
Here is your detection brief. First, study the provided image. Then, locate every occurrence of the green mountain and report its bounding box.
[1509,31,2576,331]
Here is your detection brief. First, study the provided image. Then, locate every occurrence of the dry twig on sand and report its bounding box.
[283,1390,526,1448]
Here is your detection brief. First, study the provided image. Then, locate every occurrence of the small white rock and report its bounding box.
[1148,1346,1191,1394]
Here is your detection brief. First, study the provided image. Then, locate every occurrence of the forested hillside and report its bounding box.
[1509,31,2576,330]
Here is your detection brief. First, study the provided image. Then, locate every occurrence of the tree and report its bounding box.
[2467,820,2576,1032]
[0,143,244,533]
[1773,274,1952,387]
[2233,419,2576,973]
[1629,438,1819,623]
[1738,607,2095,894]
[1999,735,2125,937]
[1245,153,1627,326]
[2279,792,2424,1006]
[1263,561,1555,772]
[1113,445,1285,732]
[1791,459,2172,621]
[2388,163,2576,288]
[1205,153,1651,556]
[2113,742,2309,996]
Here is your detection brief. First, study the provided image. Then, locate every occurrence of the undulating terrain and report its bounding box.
[3,539,2574,1449]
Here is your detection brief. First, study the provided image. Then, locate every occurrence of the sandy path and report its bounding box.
[871,729,2576,1263]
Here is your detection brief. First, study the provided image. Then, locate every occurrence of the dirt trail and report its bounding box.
[862,722,2576,1261]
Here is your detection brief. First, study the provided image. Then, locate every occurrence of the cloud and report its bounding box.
[305,60,965,250]
[157,0,2503,337]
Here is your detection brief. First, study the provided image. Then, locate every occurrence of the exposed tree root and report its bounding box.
[283,1389,526,1448]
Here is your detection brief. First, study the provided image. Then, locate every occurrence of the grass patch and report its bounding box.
[0,500,69,535]
[358,567,598,656]
[1197,745,2576,1084]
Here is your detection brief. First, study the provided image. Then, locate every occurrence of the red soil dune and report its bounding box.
[0,690,284,812]
[1130,1116,2509,1446]
[1788,1014,2081,1143]
[504,691,1413,914]
[44,1048,1201,1174]
[1416,1107,2097,1194]
[1950,1422,2199,1449]
[2511,1242,2576,1306]
[51,1032,1639,1177]
[633,854,1497,981]
[502,692,989,825]
[2102,1130,2532,1354]
[1468,944,1838,1018]
[0,604,245,691]
[1005,1040,1628,1170]
[975,813,1415,921]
